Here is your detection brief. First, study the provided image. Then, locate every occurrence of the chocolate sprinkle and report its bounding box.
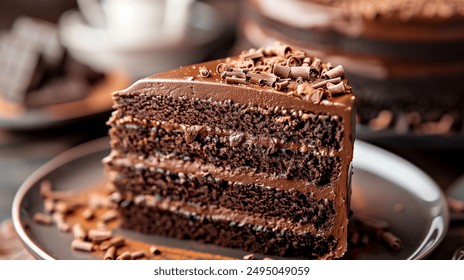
[218,41,350,103]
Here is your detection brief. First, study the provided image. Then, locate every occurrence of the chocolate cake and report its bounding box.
[239,0,464,134]
[103,42,356,259]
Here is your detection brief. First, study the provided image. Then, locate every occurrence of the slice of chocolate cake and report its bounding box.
[103,42,356,259]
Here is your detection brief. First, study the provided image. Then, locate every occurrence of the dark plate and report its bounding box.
[0,72,130,131]
[12,137,449,260]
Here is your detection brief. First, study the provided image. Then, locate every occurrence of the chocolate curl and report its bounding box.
[198,66,210,78]
[53,213,71,232]
[289,66,311,80]
[104,246,116,260]
[32,212,53,225]
[71,240,95,252]
[88,228,112,243]
[272,64,291,78]
[273,41,291,57]
[44,198,55,213]
[72,223,87,240]
[302,57,311,67]
[243,253,255,260]
[286,56,301,67]
[247,72,277,86]
[131,251,146,259]
[326,81,347,96]
[296,82,315,96]
[40,180,52,198]
[82,207,95,220]
[149,246,161,255]
[310,58,322,75]
[100,236,125,250]
[311,77,342,89]
[249,76,264,86]
[274,80,289,91]
[116,251,132,260]
[215,63,230,75]
[379,231,401,250]
[225,76,247,85]
[310,89,324,104]
[238,58,254,70]
[322,65,345,79]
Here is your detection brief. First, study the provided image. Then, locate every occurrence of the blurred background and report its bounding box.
[0,0,463,259]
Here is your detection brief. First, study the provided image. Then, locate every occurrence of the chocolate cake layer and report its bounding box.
[117,196,339,259]
[105,157,335,226]
[111,94,344,150]
[109,122,341,184]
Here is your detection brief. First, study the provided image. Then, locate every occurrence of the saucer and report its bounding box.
[58,1,226,79]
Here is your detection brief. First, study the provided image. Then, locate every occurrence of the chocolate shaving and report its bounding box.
[272,64,291,79]
[88,228,112,243]
[72,223,87,240]
[104,246,116,260]
[116,251,132,260]
[289,66,311,80]
[274,80,289,91]
[249,76,264,86]
[274,42,291,57]
[32,212,53,225]
[322,65,344,79]
[302,57,311,67]
[310,89,324,104]
[198,66,210,78]
[215,63,229,75]
[71,240,95,252]
[310,58,322,75]
[246,72,277,86]
[131,251,146,259]
[379,231,401,250]
[44,199,55,213]
[40,180,52,198]
[224,76,247,85]
[326,82,346,95]
[243,253,255,260]
[149,246,161,255]
[82,207,95,220]
[286,56,301,67]
[311,77,342,89]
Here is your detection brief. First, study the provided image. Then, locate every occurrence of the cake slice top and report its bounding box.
[116,41,355,115]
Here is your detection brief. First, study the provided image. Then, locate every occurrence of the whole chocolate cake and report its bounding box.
[103,42,356,259]
[239,0,464,134]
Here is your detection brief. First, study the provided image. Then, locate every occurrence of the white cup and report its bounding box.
[77,0,195,47]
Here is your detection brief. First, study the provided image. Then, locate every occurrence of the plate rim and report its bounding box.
[12,137,450,260]
[353,140,450,260]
